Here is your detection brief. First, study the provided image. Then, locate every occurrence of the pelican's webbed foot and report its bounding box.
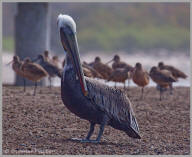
[70,138,99,143]
[71,115,109,144]
[80,139,99,143]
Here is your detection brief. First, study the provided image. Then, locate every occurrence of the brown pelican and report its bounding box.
[21,58,48,95]
[32,54,62,88]
[149,66,177,100]
[158,62,187,79]
[132,63,150,99]
[8,56,26,91]
[58,14,141,143]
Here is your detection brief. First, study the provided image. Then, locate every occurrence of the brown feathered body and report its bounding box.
[62,56,141,139]
[86,78,140,138]
[21,58,48,82]
[12,56,25,77]
[112,61,133,70]
[63,59,103,79]
[132,63,149,87]
[82,63,103,79]
[150,66,177,88]
[93,63,113,80]
[84,57,113,80]
[158,62,187,79]
[85,61,95,67]
[35,55,62,78]
[111,55,133,71]
[108,67,132,83]
[82,66,93,78]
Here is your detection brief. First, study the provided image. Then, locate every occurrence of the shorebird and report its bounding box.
[91,56,113,80]
[149,66,177,100]
[158,62,187,94]
[21,58,48,95]
[84,56,101,68]
[43,50,51,62]
[63,58,103,79]
[58,14,141,143]
[107,54,133,70]
[82,63,103,79]
[158,62,187,79]
[132,63,150,99]
[8,56,26,91]
[32,54,62,88]
[106,55,134,87]
[51,55,60,68]
[108,66,133,89]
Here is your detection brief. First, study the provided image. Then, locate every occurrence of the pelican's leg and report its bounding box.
[86,122,96,139]
[115,82,116,88]
[81,115,109,143]
[95,120,106,142]
[124,82,126,90]
[80,122,96,143]
[33,82,37,96]
[23,78,26,92]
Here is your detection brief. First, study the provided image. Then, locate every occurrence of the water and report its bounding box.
[2,50,190,87]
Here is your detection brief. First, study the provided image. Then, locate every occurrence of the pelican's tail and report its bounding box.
[125,113,141,139]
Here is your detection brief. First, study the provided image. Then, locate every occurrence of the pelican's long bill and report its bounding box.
[59,24,88,96]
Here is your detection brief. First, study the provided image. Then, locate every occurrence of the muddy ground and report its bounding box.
[2,85,190,155]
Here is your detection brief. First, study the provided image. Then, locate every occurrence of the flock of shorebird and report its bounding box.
[8,52,62,95]
[82,54,187,100]
[9,50,187,100]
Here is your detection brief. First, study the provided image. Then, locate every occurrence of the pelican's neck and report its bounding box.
[63,53,88,96]
[63,54,85,80]
[65,54,71,65]
[64,54,74,70]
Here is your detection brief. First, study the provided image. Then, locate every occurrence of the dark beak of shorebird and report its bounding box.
[31,58,38,62]
[59,26,88,96]
[105,58,113,64]
[31,55,41,63]
[6,60,13,66]
[31,56,39,62]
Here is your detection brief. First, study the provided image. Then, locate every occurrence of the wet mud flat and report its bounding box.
[2,85,190,155]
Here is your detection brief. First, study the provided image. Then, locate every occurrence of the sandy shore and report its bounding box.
[2,86,190,155]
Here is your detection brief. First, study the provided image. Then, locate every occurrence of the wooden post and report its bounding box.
[15,3,49,86]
